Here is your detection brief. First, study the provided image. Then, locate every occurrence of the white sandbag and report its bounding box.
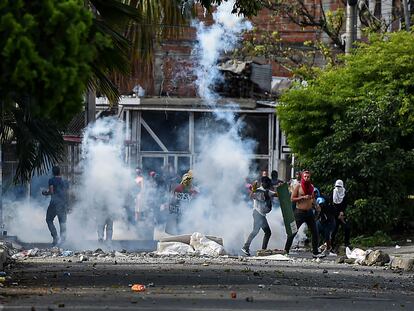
[156,241,195,255]
[346,247,368,264]
[190,232,226,257]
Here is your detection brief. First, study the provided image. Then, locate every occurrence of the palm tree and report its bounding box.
[1,0,190,184]
[2,0,257,183]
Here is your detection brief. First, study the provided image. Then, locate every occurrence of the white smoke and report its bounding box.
[177,0,286,253]
[192,0,252,102]
[64,117,137,248]
[3,0,290,254]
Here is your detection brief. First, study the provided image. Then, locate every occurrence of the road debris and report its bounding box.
[131,284,146,292]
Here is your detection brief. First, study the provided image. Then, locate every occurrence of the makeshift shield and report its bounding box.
[276,183,298,237]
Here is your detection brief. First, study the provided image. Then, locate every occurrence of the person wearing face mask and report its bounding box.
[166,170,198,234]
[284,170,325,258]
[331,179,351,249]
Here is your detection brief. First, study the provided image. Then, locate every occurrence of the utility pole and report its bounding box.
[403,0,411,31]
[345,0,358,54]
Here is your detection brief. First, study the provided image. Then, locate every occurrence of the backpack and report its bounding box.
[254,188,272,214]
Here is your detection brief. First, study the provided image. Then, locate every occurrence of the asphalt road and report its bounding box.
[1,254,413,311]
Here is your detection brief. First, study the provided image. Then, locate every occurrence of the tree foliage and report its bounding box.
[0,0,96,182]
[239,0,409,78]
[277,31,414,234]
[187,0,263,16]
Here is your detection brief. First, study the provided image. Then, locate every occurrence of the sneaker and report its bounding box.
[241,247,250,256]
[318,243,327,253]
[312,252,326,259]
[322,248,332,257]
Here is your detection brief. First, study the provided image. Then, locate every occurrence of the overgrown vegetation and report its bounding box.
[277,31,414,235]
[351,231,394,248]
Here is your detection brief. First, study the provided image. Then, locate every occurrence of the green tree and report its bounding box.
[277,31,414,234]
[1,0,96,182]
[239,1,408,79]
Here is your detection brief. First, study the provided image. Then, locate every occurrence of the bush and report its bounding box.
[347,198,394,234]
[351,231,393,248]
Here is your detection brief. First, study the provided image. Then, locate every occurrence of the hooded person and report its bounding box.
[134,167,144,221]
[174,170,197,194]
[241,176,277,256]
[331,179,351,248]
[166,170,197,234]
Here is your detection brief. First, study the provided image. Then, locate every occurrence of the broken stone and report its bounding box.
[364,250,390,266]
[391,257,414,271]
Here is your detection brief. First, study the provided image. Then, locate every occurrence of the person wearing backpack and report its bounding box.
[42,166,69,246]
[241,176,277,256]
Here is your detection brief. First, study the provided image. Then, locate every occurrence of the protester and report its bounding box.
[166,170,197,234]
[242,177,253,207]
[134,167,144,221]
[270,170,284,188]
[42,166,68,246]
[289,171,301,210]
[97,214,113,243]
[316,192,336,255]
[284,170,324,258]
[162,164,180,193]
[270,170,283,208]
[331,179,351,249]
[241,176,277,256]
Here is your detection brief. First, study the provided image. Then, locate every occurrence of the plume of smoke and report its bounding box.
[3,198,51,243]
[65,117,136,248]
[177,0,286,253]
[192,0,252,103]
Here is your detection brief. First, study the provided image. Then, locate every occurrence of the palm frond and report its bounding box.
[91,0,142,29]
[90,64,121,104]
[9,108,65,183]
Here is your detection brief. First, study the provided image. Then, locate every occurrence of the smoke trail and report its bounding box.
[177,0,286,254]
[192,0,252,103]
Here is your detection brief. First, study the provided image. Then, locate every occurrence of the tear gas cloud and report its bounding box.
[178,0,287,253]
[65,117,135,248]
[3,0,305,253]
[192,0,252,102]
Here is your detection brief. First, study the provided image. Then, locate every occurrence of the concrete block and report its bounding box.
[391,257,414,271]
